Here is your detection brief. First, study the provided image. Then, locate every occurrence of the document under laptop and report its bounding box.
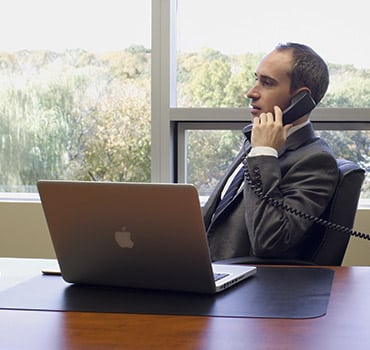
[37,180,256,294]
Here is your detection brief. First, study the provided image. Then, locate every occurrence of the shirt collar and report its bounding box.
[287,119,310,137]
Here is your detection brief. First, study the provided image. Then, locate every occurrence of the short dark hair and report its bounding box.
[275,42,329,104]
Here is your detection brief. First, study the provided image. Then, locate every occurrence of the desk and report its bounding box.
[0,259,369,350]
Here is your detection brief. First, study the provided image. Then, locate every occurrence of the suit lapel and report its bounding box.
[279,123,316,157]
[205,124,315,227]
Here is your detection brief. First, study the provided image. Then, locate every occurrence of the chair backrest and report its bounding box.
[312,159,365,265]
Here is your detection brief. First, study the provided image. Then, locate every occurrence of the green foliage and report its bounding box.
[177,50,370,199]
[80,80,151,182]
[180,49,230,107]
[322,63,370,107]
[0,49,150,191]
[178,49,262,108]
[317,130,370,196]
[187,130,242,195]
[0,48,369,199]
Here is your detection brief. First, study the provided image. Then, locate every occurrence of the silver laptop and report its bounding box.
[37,180,256,294]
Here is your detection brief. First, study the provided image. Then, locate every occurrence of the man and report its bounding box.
[203,43,339,263]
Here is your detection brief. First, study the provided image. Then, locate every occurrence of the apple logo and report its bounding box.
[114,226,134,248]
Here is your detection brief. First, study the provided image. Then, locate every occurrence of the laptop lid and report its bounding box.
[37,180,256,294]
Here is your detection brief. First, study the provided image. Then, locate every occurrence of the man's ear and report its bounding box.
[291,87,312,97]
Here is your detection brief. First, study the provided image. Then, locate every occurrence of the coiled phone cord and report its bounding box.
[242,158,370,241]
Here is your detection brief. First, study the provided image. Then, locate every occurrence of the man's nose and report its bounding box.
[246,86,259,99]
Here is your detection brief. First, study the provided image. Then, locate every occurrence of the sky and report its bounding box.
[177,0,370,69]
[0,0,369,68]
[0,0,151,52]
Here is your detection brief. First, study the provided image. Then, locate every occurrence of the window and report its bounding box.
[2,0,370,205]
[0,0,151,193]
[178,126,370,205]
[163,0,370,204]
[176,0,370,108]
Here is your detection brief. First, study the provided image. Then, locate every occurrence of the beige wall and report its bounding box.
[0,202,55,258]
[342,209,370,266]
[0,202,369,265]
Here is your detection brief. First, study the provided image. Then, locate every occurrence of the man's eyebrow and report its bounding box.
[256,73,278,84]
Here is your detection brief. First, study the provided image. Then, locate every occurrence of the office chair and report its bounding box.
[311,158,365,265]
[219,159,365,266]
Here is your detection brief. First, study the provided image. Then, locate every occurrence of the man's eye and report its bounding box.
[262,79,273,86]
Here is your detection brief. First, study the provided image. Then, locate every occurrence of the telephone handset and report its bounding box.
[282,90,316,125]
[242,90,316,137]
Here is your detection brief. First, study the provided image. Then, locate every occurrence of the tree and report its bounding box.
[178,50,370,199]
[181,48,232,107]
[0,48,369,199]
[80,80,151,182]
[0,49,151,191]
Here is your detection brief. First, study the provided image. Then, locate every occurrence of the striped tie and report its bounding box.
[213,166,245,217]
[213,123,251,218]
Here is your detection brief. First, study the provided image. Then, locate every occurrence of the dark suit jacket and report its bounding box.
[203,123,339,262]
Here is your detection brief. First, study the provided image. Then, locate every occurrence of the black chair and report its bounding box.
[219,159,365,266]
[312,159,365,265]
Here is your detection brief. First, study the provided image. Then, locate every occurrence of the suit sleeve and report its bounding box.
[244,150,339,258]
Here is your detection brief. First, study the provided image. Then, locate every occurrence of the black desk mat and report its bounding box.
[0,267,334,319]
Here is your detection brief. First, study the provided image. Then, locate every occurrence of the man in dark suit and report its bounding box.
[203,43,339,262]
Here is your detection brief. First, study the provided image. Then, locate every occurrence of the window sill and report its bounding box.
[0,193,369,211]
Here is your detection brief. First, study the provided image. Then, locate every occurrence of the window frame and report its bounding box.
[2,0,370,201]
[151,0,370,209]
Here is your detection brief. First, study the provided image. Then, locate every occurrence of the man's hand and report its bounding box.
[251,106,293,152]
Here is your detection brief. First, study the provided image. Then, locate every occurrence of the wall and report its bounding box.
[342,209,370,265]
[0,202,55,258]
[0,202,369,265]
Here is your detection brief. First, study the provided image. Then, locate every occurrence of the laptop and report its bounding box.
[37,180,256,294]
